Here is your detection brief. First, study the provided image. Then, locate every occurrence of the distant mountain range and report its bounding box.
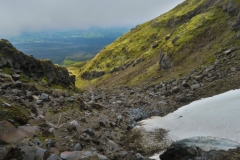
[7,27,130,64]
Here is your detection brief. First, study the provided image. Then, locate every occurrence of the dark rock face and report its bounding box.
[110,67,120,73]
[133,58,145,67]
[81,70,105,80]
[160,147,197,160]
[152,41,158,48]
[172,36,180,45]
[159,50,172,70]
[0,39,75,86]
[160,141,240,160]
[232,12,240,30]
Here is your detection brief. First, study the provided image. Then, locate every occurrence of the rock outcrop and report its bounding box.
[81,70,105,80]
[0,39,75,86]
[159,49,172,70]
[160,137,240,160]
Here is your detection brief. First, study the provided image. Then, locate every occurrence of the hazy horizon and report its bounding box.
[0,0,184,38]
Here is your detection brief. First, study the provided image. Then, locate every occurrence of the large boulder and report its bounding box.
[1,145,45,160]
[0,120,37,144]
[160,137,240,160]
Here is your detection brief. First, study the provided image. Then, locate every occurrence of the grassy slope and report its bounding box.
[75,0,240,89]
[65,61,89,89]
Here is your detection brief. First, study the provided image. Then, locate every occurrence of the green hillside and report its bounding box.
[76,0,240,89]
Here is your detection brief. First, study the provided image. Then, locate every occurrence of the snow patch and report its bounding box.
[137,89,240,144]
[135,89,240,159]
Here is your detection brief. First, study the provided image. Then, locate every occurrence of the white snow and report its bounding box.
[135,89,240,159]
[150,151,165,160]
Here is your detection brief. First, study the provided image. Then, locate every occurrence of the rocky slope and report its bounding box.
[0,40,156,160]
[0,38,239,159]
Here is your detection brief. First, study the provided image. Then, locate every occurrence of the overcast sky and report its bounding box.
[0,0,184,37]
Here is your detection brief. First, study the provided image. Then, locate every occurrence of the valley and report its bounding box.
[1,0,240,160]
[8,28,130,64]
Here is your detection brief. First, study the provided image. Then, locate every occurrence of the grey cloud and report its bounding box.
[0,0,184,37]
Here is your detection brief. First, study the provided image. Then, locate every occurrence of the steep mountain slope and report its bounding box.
[78,0,240,89]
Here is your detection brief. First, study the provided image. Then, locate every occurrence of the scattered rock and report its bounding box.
[46,139,56,148]
[32,138,43,147]
[40,93,49,102]
[152,41,158,48]
[73,143,82,151]
[134,153,145,160]
[121,151,129,157]
[12,74,20,81]
[66,96,75,102]
[117,115,123,121]
[182,80,190,87]
[172,86,179,93]
[165,34,171,40]
[36,100,43,105]
[83,128,95,136]
[46,154,61,160]
[88,102,104,110]
[106,139,120,150]
[190,83,201,90]
[110,122,116,127]
[230,67,236,72]
[223,46,237,55]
